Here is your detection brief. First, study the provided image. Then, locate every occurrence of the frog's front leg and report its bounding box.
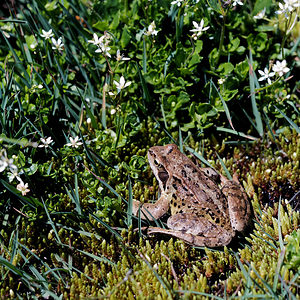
[148,213,234,247]
[132,192,171,220]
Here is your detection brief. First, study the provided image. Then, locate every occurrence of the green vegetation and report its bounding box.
[0,0,299,298]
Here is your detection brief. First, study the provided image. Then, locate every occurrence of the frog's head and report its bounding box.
[147,144,177,191]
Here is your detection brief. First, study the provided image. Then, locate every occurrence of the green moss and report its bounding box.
[1,126,299,298]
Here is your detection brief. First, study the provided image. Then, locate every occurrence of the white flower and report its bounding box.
[111,108,116,115]
[114,76,132,93]
[276,2,289,17]
[8,169,21,183]
[218,78,225,85]
[88,33,102,46]
[51,37,64,51]
[258,67,275,84]
[116,50,130,61]
[254,7,266,19]
[190,20,210,40]
[88,32,111,46]
[145,21,158,36]
[40,29,54,40]
[102,32,112,45]
[0,149,17,173]
[284,0,300,11]
[38,137,54,148]
[95,43,111,57]
[232,0,243,6]
[272,60,290,76]
[276,0,299,17]
[17,180,30,196]
[89,33,112,56]
[66,136,83,148]
[171,0,184,6]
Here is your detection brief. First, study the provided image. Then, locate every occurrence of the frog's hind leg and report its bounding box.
[148,227,232,247]
[221,179,251,232]
[148,213,234,247]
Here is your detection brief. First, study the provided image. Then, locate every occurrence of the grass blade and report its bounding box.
[65,175,82,215]
[274,105,300,133]
[216,127,257,140]
[273,248,285,292]
[42,199,62,244]
[178,127,183,152]
[248,51,263,137]
[136,62,151,109]
[127,175,133,227]
[211,80,236,131]
[77,248,116,266]
[89,212,123,241]
[215,152,232,180]
[185,145,214,168]
[142,36,147,73]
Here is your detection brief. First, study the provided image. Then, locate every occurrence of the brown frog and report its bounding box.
[132,144,251,247]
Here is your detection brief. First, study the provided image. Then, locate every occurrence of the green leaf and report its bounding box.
[227,37,240,52]
[94,20,109,31]
[45,0,58,11]
[235,60,249,80]
[247,32,268,52]
[217,62,234,76]
[206,0,222,14]
[253,0,272,15]
[121,25,131,48]
[110,10,120,30]
[209,48,218,68]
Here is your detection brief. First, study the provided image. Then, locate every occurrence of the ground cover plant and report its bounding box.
[0,0,299,298]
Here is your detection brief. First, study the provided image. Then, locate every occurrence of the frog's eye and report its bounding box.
[154,159,159,165]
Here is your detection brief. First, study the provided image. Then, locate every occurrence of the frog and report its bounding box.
[132,144,251,247]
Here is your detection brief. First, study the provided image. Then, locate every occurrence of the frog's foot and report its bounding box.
[147,227,232,247]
